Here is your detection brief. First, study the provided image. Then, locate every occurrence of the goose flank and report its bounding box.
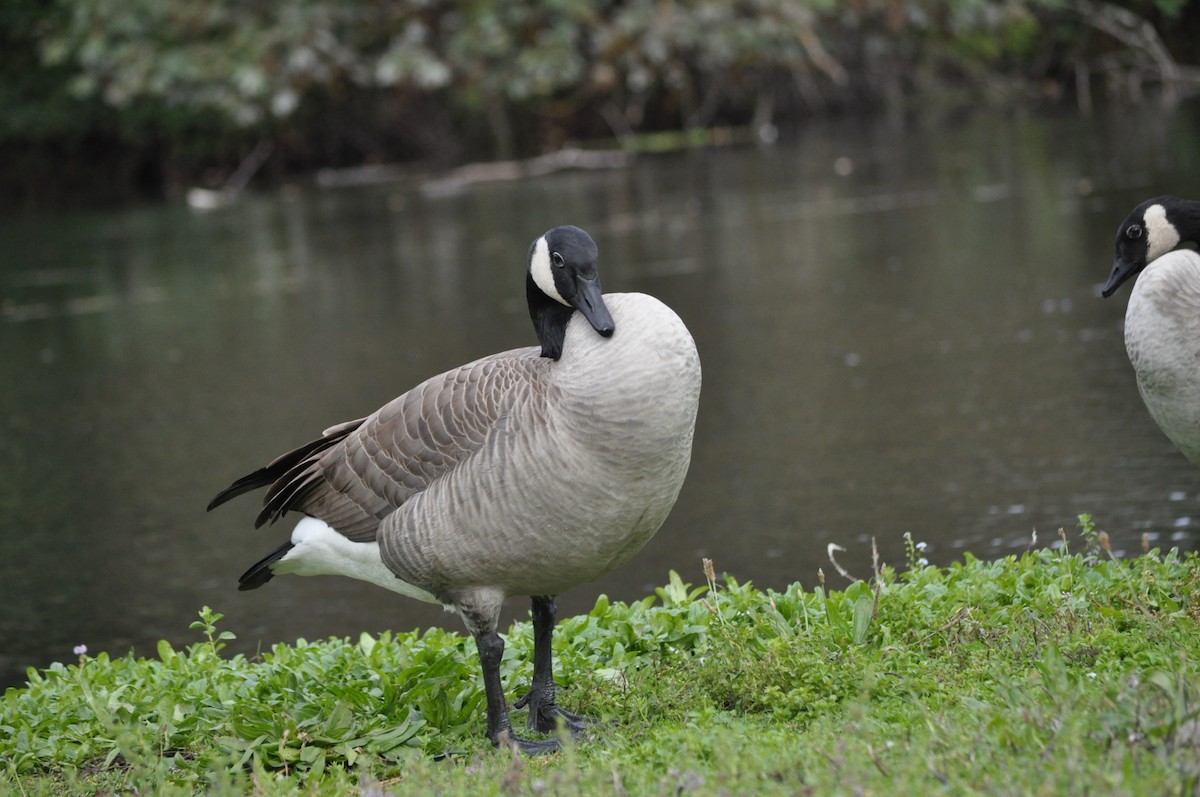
[208,225,702,753]
[1102,196,1200,465]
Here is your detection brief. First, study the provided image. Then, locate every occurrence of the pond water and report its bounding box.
[4,106,1200,688]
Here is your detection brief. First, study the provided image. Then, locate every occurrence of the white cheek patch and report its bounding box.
[530,236,570,306]
[1144,203,1181,262]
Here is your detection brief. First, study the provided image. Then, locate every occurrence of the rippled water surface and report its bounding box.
[4,107,1200,687]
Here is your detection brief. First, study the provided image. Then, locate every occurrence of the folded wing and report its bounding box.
[208,349,538,542]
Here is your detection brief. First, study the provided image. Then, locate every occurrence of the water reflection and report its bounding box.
[3,106,1200,688]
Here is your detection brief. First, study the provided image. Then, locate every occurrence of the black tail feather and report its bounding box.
[238,541,295,590]
[256,467,324,528]
[206,417,366,513]
[206,467,280,512]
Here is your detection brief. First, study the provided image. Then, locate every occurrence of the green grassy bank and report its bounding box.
[3,520,1199,795]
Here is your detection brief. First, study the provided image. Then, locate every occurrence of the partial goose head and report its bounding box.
[527,225,615,360]
[1103,196,1200,297]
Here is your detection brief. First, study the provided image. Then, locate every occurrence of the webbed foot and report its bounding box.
[514,688,598,735]
[493,728,563,755]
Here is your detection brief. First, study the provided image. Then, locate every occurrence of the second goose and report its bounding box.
[1103,195,1200,465]
[208,225,702,753]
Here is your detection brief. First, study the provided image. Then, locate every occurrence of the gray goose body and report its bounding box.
[209,226,701,753]
[1103,196,1200,465]
[1120,251,1200,464]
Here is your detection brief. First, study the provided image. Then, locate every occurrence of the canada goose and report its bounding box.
[1102,196,1200,464]
[208,225,702,753]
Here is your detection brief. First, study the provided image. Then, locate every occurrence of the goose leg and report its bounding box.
[474,630,560,755]
[513,595,596,735]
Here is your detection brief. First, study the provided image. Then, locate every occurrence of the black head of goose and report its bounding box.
[208,225,702,754]
[1102,196,1200,464]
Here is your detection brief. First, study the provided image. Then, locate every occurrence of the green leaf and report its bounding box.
[851,593,874,645]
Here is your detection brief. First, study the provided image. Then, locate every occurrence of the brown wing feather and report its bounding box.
[208,348,537,543]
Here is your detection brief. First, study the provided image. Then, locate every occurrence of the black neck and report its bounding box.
[1175,199,1200,245]
[527,273,575,360]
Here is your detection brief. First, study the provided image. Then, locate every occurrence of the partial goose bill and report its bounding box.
[1101,256,1138,298]
[572,276,615,337]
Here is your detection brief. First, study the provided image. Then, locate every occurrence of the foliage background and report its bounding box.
[2,0,1198,204]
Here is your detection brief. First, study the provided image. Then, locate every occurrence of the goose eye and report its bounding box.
[551,252,565,268]
[1126,225,1143,239]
